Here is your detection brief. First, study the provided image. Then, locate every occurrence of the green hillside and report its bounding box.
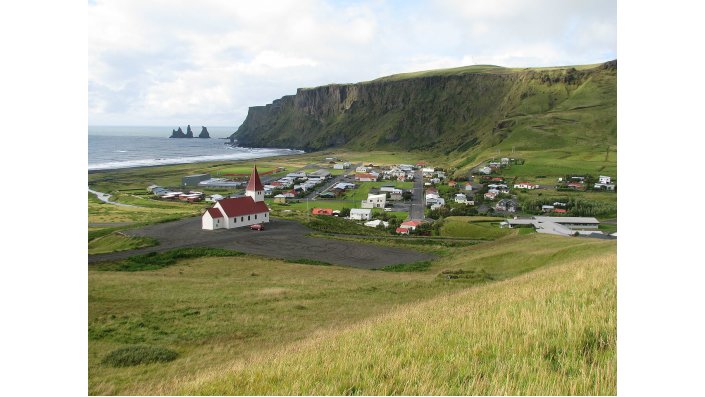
[184,244,616,395]
[232,60,616,176]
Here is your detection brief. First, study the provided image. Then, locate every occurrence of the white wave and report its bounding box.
[88,148,303,171]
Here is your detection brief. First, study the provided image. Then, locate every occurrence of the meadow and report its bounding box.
[88,233,615,395]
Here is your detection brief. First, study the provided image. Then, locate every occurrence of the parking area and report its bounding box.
[88,217,435,269]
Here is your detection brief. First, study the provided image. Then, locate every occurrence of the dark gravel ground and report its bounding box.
[88,217,435,269]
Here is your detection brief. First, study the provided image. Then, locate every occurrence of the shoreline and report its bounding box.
[88,150,306,174]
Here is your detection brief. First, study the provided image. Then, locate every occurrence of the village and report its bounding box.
[142,156,617,239]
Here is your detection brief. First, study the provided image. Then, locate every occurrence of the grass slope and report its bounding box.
[88,234,615,395]
[186,249,616,395]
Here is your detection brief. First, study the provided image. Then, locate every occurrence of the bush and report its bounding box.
[96,248,244,272]
[102,345,178,367]
[379,260,432,272]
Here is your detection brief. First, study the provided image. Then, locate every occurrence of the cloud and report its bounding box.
[88,0,616,126]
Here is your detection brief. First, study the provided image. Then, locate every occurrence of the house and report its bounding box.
[355,166,369,173]
[448,180,457,187]
[599,175,612,184]
[273,194,289,204]
[312,208,334,216]
[501,157,509,165]
[395,227,411,235]
[400,220,422,231]
[553,208,567,214]
[566,182,585,190]
[202,166,270,230]
[355,173,378,182]
[389,191,403,201]
[362,193,386,209]
[503,216,601,236]
[182,173,211,187]
[333,162,351,169]
[495,199,517,212]
[542,205,555,212]
[479,166,492,175]
[464,182,474,191]
[484,191,498,200]
[350,208,372,221]
[594,182,616,191]
[206,194,224,202]
[364,219,389,228]
[454,193,470,204]
[514,182,539,190]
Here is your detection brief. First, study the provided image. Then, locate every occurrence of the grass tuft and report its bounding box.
[379,260,432,272]
[101,345,178,367]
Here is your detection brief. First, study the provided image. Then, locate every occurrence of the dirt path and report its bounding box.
[88,218,435,269]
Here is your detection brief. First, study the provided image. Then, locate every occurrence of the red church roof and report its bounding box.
[216,197,268,217]
[206,208,223,218]
[246,165,264,192]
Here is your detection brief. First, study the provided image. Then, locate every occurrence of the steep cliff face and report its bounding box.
[232,61,616,154]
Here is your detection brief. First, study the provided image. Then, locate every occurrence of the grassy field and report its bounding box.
[88,234,158,255]
[88,234,615,395]
[440,216,513,240]
[186,248,615,395]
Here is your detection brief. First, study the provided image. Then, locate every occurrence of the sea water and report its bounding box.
[88,126,302,171]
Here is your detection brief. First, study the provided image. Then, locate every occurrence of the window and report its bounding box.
[248,215,251,220]
[241,216,244,221]
[264,213,267,217]
[255,214,258,219]
[232,218,236,223]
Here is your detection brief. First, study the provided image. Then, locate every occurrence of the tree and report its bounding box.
[339,207,351,217]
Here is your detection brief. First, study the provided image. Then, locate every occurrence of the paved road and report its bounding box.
[408,169,426,221]
[88,188,141,207]
[88,217,435,269]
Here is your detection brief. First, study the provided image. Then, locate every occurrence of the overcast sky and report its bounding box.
[88,0,616,128]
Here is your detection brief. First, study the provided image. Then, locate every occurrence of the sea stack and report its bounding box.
[198,126,210,138]
[186,125,194,138]
[170,127,186,138]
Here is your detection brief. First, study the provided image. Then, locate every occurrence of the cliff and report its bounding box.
[198,126,210,138]
[231,61,617,156]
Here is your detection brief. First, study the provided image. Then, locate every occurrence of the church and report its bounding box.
[201,165,270,230]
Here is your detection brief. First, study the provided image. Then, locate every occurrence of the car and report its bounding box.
[384,208,392,212]
[250,224,264,231]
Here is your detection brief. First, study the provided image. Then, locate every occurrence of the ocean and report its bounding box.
[88,126,302,171]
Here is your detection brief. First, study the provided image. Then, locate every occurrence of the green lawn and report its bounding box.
[439,217,512,240]
[88,233,159,255]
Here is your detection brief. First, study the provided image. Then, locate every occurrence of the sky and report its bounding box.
[88,0,616,129]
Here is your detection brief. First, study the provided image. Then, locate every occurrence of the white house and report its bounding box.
[362,193,386,209]
[454,193,470,204]
[202,166,270,230]
[479,166,492,175]
[355,166,369,173]
[599,175,611,184]
[514,182,539,190]
[364,219,389,228]
[350,208,372,221]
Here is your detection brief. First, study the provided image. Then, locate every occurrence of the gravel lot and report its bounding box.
[88,217,435,269]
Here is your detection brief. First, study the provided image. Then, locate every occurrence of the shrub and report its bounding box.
[101,345,178,367]
[96,248,244,272]
[379,260,432,272]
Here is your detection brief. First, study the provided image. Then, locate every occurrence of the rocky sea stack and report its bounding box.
[170,125,211,138]
[169,127,186,138]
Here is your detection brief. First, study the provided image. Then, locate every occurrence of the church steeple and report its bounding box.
[245,165,264,202]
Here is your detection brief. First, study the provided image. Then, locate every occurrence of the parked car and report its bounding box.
[250,224,264,231]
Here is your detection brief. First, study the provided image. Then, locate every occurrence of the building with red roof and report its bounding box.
[400,220,422,231]
[202,165,270,230]
[311,208,334,216]
[395,227,410,235]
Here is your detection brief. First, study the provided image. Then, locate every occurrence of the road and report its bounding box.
[88,217,435,269]
[88,188,141,208]
[408,169,426,221]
